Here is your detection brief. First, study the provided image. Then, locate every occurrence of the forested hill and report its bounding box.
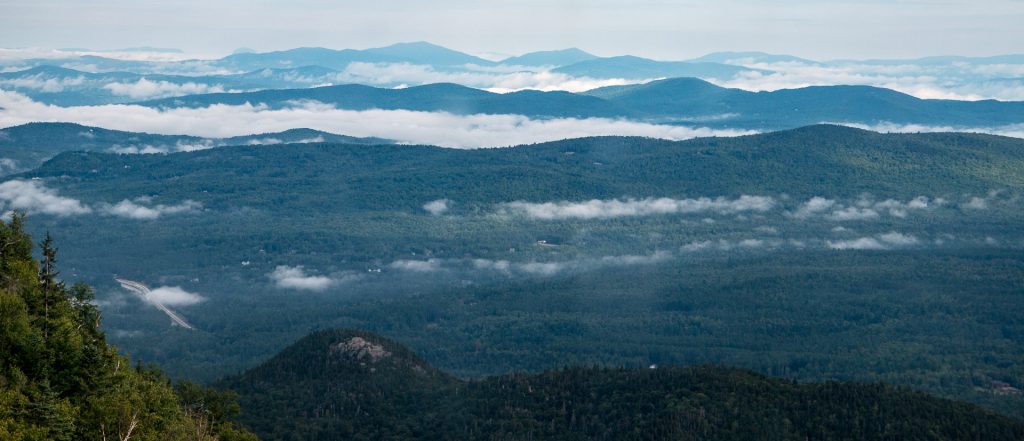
[27,125,1024,207]
[0,122,392,175]
[220,328,1024,441]
[137,78,1024,129]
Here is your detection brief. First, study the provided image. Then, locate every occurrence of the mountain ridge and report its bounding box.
[218,327,1024,441]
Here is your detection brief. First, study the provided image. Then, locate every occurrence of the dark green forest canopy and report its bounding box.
[221,329,1024,441]
[23,125,1024,207]
[7,125,1024,420]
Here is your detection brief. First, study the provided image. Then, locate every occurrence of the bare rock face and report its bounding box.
[330,337,391,363]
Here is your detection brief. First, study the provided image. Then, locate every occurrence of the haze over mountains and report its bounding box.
[3,42,1024,102]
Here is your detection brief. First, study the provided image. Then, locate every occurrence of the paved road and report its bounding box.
[115,277,195,330]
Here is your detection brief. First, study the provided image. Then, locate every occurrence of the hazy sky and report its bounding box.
[1,0,1022,60]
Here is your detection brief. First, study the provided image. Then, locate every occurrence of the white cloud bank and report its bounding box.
[334,62,646,93]
[500,196,775,220]
[102,78,227,100]
[100,198,202,220]
[0,179,200,219]
[423,199,450,216]
[0,91,754,148]
[395,251,674,277]
[828,232,920,250]
[0,179,92,216]
[146,286,205,306]
[711,61,1024,101]
[833,122,1024,139]
[790,195,943,221]
[269,265,336,291]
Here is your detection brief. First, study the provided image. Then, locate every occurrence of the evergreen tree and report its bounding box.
[0,213,259,440]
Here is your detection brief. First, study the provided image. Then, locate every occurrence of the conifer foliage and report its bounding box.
[0,213,257,441]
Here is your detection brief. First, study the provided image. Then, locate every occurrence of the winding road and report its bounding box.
[115,277,196,330]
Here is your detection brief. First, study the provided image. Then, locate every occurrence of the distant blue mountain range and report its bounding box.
[139,77,1024,130]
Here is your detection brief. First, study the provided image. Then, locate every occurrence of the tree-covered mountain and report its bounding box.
[7,125,1023,420]
[0,122,392,175]
[141,82,627,118]
[499,48,599,66]
[138,78,1024,131]
[0,215,257,440]
[551,55,762,80]
[220,328,1024,441]
[25,125,1024,205]
[686,51,821,65]
[214,42,497,72]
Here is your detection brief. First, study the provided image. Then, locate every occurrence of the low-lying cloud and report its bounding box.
[146,286,205,306]
[399,251,675,277]
[102,78,227,100]
[500,196,775,220]
[389,259,445,272]
[0,179,200,219]
[0,179,92,216]
[0,90,755,148]
[790,195,943,221]
[423,199,450,216]
[100,198,202,220]
[828,231,920,250]
[335,62,646,93]
[711,61,1024,101]
[268,265,336,291]
[0,74,86,92]
[833,122,1024,139]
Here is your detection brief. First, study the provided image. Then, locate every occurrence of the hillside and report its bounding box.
[0,122,391,175]
[141,82,629,118]
[500,48,599,66]
[7,125,1023,419]
[138,79,1024,130]
[27,125,1024,204]
[552,56,758,80]
[221,329,1024,441]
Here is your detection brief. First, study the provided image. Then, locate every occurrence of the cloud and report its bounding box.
[0,74,85,92]
[826,206,880,221]
[834,122,1024,139]
[245,136,323,145]
[0,158,19,174]
[333,62,646,93]
[146,286,205,306]
[269,265,335,291]
[389,259,444,272]
[597,251,673,266]
[423,199,450,215]
[828,231,919,250]
[0,179,92,216]
[828,237,886,250]
[472,251,673,276]
[400,251,673,278]
[0,90,755,148]
[102,78,227,100]
[500,196,775,220]
[791,195,941,221]
[0,47,215,63]
[965,196,988,210]
[100,198,202,220]
[791,196,836,218]
[711,61,1024,101]
[877,232,919,246]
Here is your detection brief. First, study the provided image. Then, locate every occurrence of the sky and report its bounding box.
[0,0,1022,60]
